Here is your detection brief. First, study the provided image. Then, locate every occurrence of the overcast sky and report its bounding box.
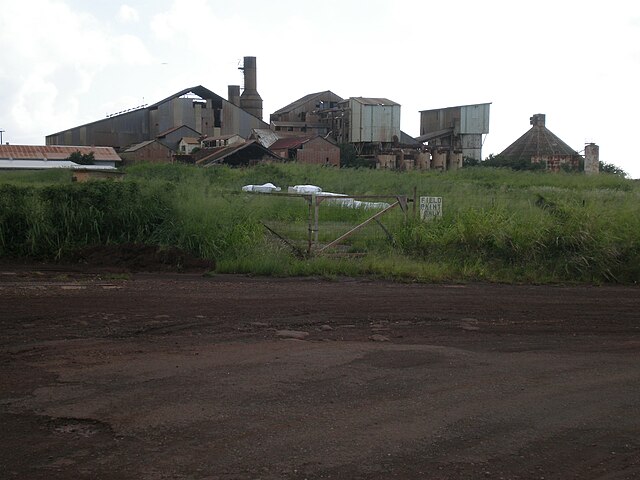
[1,0,639,177]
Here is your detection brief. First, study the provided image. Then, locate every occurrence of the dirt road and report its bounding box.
[1,267,639,479]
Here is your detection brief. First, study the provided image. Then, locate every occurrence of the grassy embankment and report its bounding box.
[0,163,638,283]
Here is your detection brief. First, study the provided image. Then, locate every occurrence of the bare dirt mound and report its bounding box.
[69,243,214,272]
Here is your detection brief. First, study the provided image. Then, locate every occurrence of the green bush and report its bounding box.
[1,163,639,283]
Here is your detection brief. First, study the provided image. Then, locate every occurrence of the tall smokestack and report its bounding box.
[239,56,263,120]
[228,85,240,106]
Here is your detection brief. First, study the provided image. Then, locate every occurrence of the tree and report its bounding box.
[339,143,375,168]
[67,150,95,165]
[599,161,627,177]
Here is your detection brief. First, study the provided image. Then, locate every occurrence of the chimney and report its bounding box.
[228,85,240,106]
[584,143,600,175]
[239,56,263,120]
[530,113,546,127]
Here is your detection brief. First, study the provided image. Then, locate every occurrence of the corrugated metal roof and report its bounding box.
[123,140,159,152]
[272,91,343,115]
[202,134,244,142]
[351,97,400,106]
[156,124,201,138]
[251,129,279,148]
[419,102,492,113]
[0,145,121,162]
[271,121,326,128]
[270,136,316,150]
[148,85,224,109]
[195,140,281,166]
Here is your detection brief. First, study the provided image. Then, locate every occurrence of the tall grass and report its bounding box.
[1,163,638,283]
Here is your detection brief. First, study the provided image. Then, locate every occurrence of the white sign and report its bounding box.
[420,196,443,221]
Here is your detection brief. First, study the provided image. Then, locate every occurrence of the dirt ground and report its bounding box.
[1,265,639,479]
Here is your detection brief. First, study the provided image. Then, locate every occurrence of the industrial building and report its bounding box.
[269,136,340,166]
[119,140,173,166]
[498,114,596,172]
[46,57,269,153]
[417,103,491,170]
[41,55,502,172]
[272,92,460,170]
[270,91,343,137]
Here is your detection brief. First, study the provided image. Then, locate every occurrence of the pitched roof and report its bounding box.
[148,85,224,109]
[419,102,492,113]
[123,140,161,152]
[251,128,279,148]
[498,114,578,160]
[272,91,343,116]
[271,121,326,128]
[269,136,317,150]
[156,124,201,138]
[180,137,201,145]
[202,134,244,142]
[195,140,281,166]
[0,145,121,162]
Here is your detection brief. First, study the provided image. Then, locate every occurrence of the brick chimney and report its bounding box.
[530,114,546,127]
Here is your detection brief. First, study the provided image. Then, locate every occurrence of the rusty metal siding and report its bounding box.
[46,86,268,150]
[47,109,150,149]
[272,92,343,122]
[420,103,490,136]
[420,107,459,135]
[120,141,173,165]
[297,148,340,166]
[350,99,400,143]
[296,137,340,166]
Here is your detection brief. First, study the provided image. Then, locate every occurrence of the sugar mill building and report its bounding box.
[46,57,269,152]
[270,91,343,137]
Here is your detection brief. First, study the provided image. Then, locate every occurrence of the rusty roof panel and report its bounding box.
[269,136,316,150]
[0,145,121,162]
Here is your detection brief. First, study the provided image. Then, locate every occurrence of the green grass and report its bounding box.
[1,163,639,284]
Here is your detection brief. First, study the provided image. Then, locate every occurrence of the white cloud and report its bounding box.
[118,4,139,23]
[0,0,155,142]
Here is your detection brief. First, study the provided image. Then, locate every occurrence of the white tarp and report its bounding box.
[241,183,281,193]
[288,185,323,194]
[242,183,390,209]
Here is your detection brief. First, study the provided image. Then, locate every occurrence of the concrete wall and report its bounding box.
[584,143,599,175]
[532,155,580,172]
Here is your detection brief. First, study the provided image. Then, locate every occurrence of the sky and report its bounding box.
[1,0,639,177]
